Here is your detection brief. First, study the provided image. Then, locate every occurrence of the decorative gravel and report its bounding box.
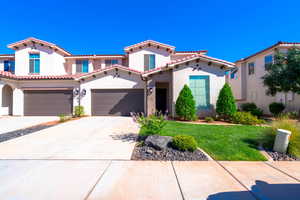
[266,150,299,161]
[0,124,56,143]
[131,145,208,161]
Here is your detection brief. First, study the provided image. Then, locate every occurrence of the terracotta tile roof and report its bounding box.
[124,40,175,52]
[175,50,207,54]
[143,54,235,76]
[65,54,125,59]
[0,71,74,80]
[0,54,15,58]
[76,64,142,80]
[7,37,71,56]
[0,65,142,81]
[236,41,300,62]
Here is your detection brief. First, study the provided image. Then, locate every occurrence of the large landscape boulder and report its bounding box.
[145,135,172,150]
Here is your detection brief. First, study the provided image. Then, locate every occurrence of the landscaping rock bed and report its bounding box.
[0,124,56,143]
[131,144,208,161]
[266,150,299,161]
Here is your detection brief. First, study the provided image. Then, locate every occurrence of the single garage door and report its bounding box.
[24,90,73,116]
[91,89,144,116]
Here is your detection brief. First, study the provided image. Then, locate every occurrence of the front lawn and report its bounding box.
[140,120,270,161]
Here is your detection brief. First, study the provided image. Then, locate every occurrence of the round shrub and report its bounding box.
[204,117,214,123]
[216,83,237,119]
[269,102,285,116]
[74,105,85,117]
[172,135,197,152]
[241,103,257,112]
[175,85,196,121]
[240,103,263,118]
[231,112,264,125]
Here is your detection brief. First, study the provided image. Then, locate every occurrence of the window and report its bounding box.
[76,60,89,73]
[144,54,156,70]
[248,62,255,75]
[189,75,210,109]
[105,59,118,67]
[29,54,40,74]
[230,68,238,79]
[4,60,15,74]
[264,55,273,70]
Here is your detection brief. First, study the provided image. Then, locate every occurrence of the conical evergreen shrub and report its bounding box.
[175,84,196,121]
[216,83,237,118]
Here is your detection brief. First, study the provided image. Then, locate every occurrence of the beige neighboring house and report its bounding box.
[228,41,300,114]
[0,37,234,117]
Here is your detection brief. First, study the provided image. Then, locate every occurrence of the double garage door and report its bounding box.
[91,89,144,116]
[24,89,144,116]
[24,90,73,116]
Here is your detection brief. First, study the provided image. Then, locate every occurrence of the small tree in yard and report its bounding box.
[216,83,237,119]
[175,84,196,121]
[263,48,300,102]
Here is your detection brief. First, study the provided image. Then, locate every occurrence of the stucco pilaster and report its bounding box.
[146,79,156,116]
[13,88,24,116]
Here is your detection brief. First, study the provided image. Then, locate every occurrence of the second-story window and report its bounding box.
[144,54,155,70]
[76,60,89,73]
[105,59,118,67]
[4,60,15,74]
[29,53,40,74]
[264,55,273,70]
[248,62,255,75]
[230,68,238,79]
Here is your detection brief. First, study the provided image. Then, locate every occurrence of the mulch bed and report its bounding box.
[266,150,300,161]
[131,145,208,161]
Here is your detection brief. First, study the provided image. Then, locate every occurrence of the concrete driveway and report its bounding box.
[0,117,138,159]
[0,116,58,135]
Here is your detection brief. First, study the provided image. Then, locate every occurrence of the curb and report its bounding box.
[197,147,214,161]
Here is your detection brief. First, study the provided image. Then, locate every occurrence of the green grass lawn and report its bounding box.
[140,120,270,161]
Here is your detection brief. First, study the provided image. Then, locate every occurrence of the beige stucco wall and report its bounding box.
[80,69,146,115]
[128,47,171,71]
[231,47,300,114]
[14,44,66,76]
[227,62,242,100]
[172,61,227,117]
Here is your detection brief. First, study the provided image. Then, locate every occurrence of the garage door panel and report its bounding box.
[24,90,73,116]
[92,89,144,116]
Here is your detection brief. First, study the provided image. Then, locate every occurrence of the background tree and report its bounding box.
[175,84,196,121]
[216,83,237,118]
[263,48,300,99]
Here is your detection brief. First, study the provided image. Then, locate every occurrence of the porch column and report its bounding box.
[13,88,24,116]
[146,79,156,116]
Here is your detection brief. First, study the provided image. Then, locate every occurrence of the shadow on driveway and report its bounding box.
[207,180,300,200]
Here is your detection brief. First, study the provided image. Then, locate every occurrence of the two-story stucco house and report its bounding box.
[0,37,234,117]
[228,42,300,114]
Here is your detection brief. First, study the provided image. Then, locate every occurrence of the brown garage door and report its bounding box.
[91,89,144,116]
[24,90,73,116]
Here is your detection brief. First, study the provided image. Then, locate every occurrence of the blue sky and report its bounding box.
[0,0,299,62]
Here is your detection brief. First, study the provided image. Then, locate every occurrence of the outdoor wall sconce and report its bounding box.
[147,86,154,95]
[74,88,86,106]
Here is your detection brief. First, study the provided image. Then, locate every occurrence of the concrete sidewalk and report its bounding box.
[0,160,299,200]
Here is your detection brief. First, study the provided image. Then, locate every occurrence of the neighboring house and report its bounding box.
[0,37,234,116]
[228,41,300,114]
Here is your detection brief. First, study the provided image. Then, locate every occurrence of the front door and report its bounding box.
[156,88,167,114]
[189,75,210,110]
